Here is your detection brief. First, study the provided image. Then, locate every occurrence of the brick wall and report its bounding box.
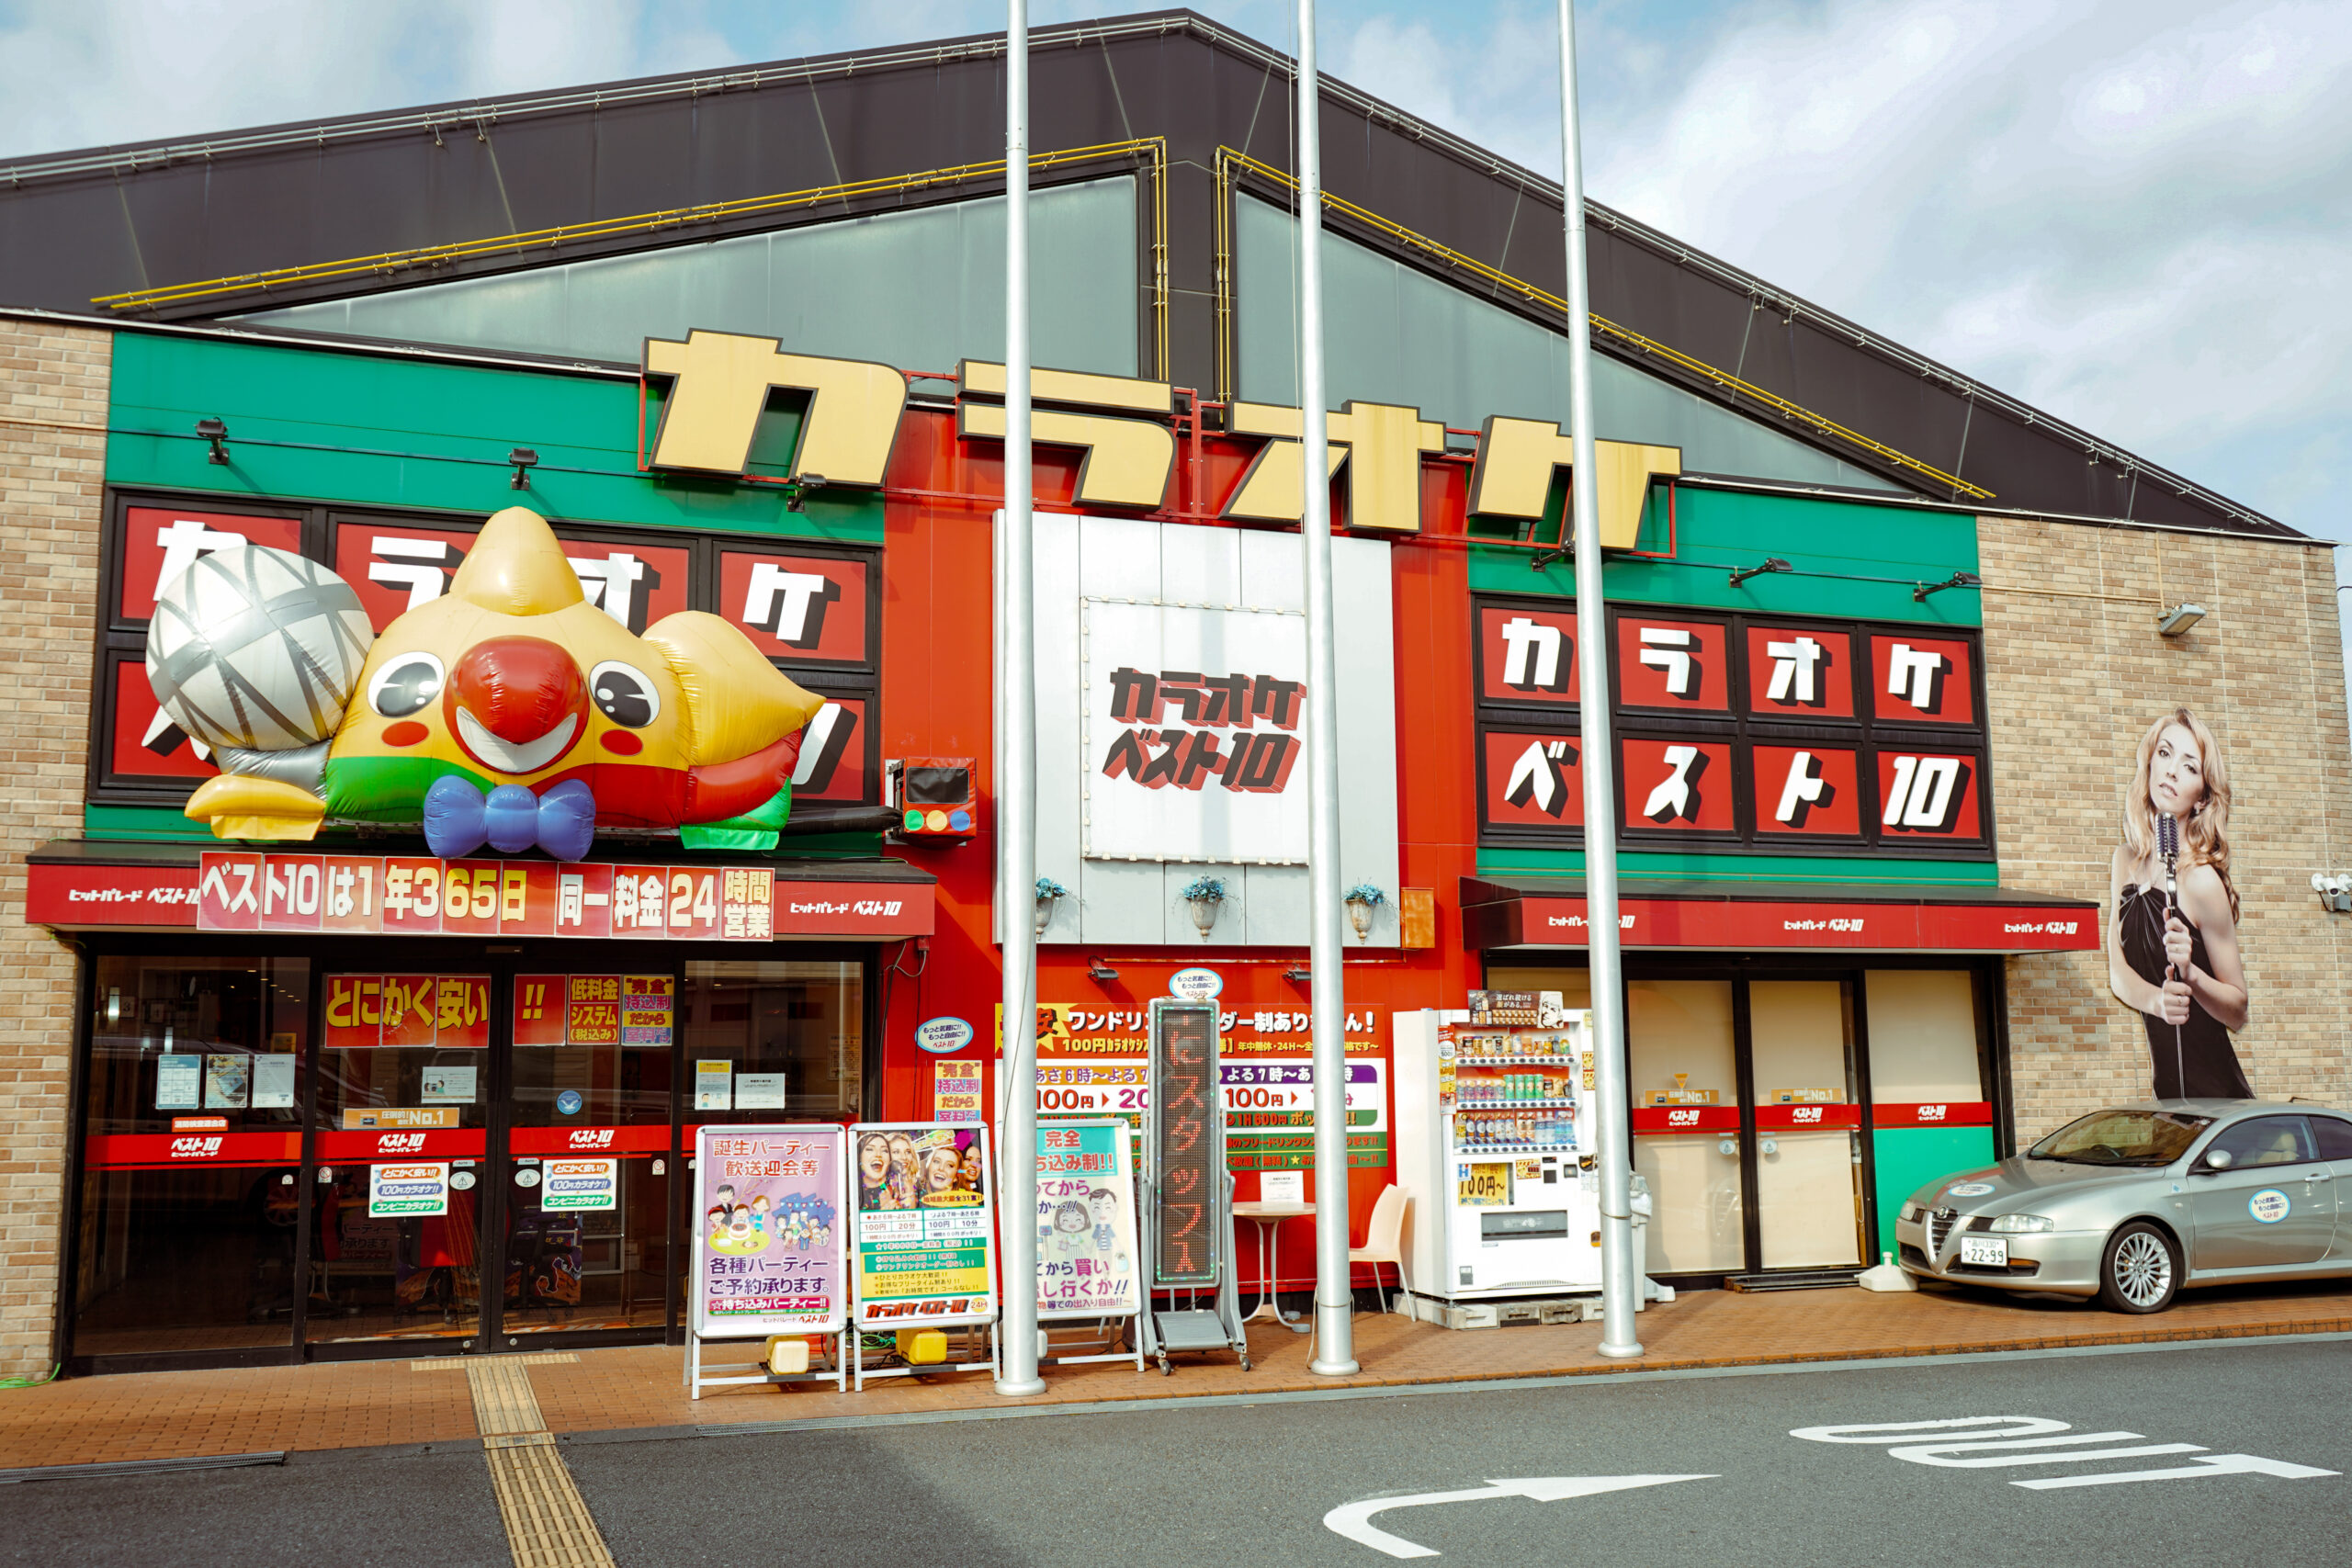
[0,319,107,1376]
[1982,515,2352,1139]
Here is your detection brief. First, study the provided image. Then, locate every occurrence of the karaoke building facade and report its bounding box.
[2,11,2347,1374]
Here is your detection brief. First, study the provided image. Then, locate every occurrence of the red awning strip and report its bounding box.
[1463,880,2097,954]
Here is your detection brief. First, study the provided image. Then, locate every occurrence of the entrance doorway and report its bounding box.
[68,940,875,1371]
[1485,961,1995,1284]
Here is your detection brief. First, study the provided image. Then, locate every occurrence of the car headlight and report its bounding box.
[1898,1201,1924,1223]
[1989,1213,2055,1234]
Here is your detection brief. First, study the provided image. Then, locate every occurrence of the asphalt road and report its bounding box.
[11,1336,2350,1567]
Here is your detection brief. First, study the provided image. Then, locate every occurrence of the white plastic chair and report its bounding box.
[1349,1185,1411,1312]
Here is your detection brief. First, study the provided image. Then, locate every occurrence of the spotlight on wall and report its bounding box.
[2312,874,2352,914]
[1529,543,1571,573]
[1912,570,1981,604]
[195,416,230,465]
[1283,964,1312,985]
[506,447,538,490]
[2156,603,2207,637]
[1728,557,1792,589]
[1087,957,1120,984]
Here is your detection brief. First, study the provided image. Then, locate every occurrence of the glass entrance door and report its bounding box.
[500,966,677,1340]
[1748,980,1863,1270]
[311,972,492,1346]
[1625,980,1747,1275]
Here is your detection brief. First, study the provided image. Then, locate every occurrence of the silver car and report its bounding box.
[1894,1100,2352,1313]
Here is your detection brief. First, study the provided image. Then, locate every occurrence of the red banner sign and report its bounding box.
[84,1130,303,1169]
[1871,1100,1995,1128]
[1631,1105,1741,1134]
[26,862,201,927]
[1755,1102,1863,1132]
[197,853,788,939]
[1485,894,2096,953]
[508,1125,673,1156]
[316,1127,488,1161]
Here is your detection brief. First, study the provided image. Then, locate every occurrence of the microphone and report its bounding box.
[2156,812,2180,953]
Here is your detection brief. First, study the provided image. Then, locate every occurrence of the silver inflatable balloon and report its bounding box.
[146,546,374,752]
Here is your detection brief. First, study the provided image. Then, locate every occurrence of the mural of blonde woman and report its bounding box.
[2108,708,2252,1099]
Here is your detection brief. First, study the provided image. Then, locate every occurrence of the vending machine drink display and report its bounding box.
[1394,994,1603,1317]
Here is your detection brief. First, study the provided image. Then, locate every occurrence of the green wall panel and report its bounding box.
[1869,1124,1998,1260]
[1468,482,1982,628]
[106,333,880,544]
[1475,847,1998,888]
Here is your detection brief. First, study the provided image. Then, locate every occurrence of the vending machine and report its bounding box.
[1394,994,1603,1316]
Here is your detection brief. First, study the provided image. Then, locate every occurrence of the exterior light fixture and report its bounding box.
[2312,874,2352,914]
[506,447,538,490]
[1728,557,1792,588]
[1529,543,1570,573]
[1283,964,1312,984]
[786,474,829,514]
[195,416,230,465]
[1087,957,1120,983]
[1913,570,1981,604]
[2156,603,2206,637]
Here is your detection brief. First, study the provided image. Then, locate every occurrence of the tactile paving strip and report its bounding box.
[417,1354,613,1566]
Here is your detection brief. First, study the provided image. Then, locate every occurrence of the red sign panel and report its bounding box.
[197,854,826,939]
[1616,615,1730,712]
[1743,625,1855,719]
[117,506,304,623]
[508,1124,673,1156]
[1871,1100,1994,1129]
[107,657,220,783]
[1480,728,1584,829]
[1870,633,1976,726]
[1631,1105,1740,1134]
[1751,745,1862,838]
[1755,1102,1862,1132]
[26,862,201,927]
[1477,604,1577,705]
[1621,739,1736,832]
[85,1130,304,1169]
[1874,751,1984,840]
[323,974,491,1049]
[334,522,689,634]
[316,1127,488,1161]
[718,548,870,665]
[1507,895,2097,952]
[791,695,868,804]
[772,881,935,939]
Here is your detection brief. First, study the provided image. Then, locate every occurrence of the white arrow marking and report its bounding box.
[1323,1474,1713,1559]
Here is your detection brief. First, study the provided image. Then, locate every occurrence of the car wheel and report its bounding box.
[2098,1221,2179,1314]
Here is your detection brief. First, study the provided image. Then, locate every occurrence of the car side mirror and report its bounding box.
[2200,1147,2234,1172]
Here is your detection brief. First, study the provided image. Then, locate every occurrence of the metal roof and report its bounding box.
[0,8,2299,541]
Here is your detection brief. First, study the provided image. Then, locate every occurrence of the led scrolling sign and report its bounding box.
[1473,595,1993,856]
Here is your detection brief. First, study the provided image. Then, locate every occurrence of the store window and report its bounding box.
[308,972,491,1344]
[74,957,310,1359]
[680,961,866,1124]
[1624,980,1744,1275]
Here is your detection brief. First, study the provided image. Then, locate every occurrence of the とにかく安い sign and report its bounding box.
[368,1161,449,1217]
[1035,1121,1139,1320]
[850,1123,995,1325]
[692,1124,847,1337]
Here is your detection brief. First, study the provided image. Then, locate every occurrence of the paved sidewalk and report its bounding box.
[8,1278,2351,1470]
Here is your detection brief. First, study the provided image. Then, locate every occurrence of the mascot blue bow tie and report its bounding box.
[422,775,597,861]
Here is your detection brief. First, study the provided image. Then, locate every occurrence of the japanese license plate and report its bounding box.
[1960,1235,2008,1267]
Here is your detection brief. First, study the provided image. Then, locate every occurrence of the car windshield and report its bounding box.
[2029,1110,2213,1167]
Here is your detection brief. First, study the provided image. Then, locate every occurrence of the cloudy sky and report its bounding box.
[2,0,2343,563]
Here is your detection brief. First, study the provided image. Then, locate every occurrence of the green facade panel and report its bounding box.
[105,333,881,544]
[1869,1124,1999,1260]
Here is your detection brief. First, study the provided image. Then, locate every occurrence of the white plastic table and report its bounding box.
[1232,1199,1315,1334]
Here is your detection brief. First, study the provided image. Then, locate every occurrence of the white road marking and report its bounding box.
[1324,1474,1713,1560]
[1792,1415,2338,1492]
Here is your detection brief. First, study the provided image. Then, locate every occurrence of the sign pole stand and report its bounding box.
[996,0,1046,1400]
[1295,0,1359,1382]
[1556,0,1642,1359]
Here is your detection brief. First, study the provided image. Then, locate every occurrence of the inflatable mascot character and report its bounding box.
[152,506,823,856]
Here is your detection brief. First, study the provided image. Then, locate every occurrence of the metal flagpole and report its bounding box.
[995,0,1046,1398]
[1557,0,1642,1359]
[1296,0,1358,1378]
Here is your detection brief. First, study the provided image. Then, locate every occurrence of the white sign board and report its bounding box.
[1081,599,1308,863]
